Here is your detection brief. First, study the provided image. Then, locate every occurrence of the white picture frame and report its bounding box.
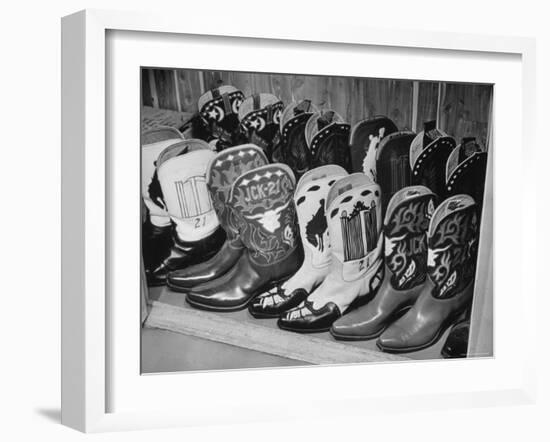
[61,9,537,433]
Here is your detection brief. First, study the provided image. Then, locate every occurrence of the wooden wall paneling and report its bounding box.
[348,77,368,124]
[416,81,439,131]
[141,69,153,107]
[172,70,182,112]
[153,69,178,111]
[202,70,224,91]
[175,69,203,113]
[411,81,420,132]
[327,75,352,123]
[438,82,493,146]
[362,79,413,130]
[147,69,159,109]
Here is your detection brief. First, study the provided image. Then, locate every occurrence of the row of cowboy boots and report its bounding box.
[249,166,385,332]
[167,145,303,311]
[195,86,353,175]
[331,187,479,354]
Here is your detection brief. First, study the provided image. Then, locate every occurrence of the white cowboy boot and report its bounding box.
[150,139,225,285]
[278,173,384,333]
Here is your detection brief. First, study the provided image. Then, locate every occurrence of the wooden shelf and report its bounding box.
[143,285,451,366]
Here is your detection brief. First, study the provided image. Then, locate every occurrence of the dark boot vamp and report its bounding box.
[186,249,301,310]
[332,274,423,339]
[378,280,473,352]
[167,240,243,288]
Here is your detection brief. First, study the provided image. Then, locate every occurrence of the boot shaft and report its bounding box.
[427,194,479,299]
[325,174,383,282]
[141,127,184,226]
[238,93,284,159]
[383,186,435,290]
[206,144,268,241]
[349,116,398,174]
[305,110,351,172]
[410,120,456,200]
[198,85,244,147]
[229,163,299,266]
[445,137,488,210]
[156,141,219,241]
[273,100,319,177]
[294,165,348,269]
[376,131,416,212]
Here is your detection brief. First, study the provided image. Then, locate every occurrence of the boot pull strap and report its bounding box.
[294,99,312,116]
[252,93,261,110]
[459,137,479,162]
[222,92,233,115]
[265,103,273,122]
[317,110,335,130]
[337,183,352,195]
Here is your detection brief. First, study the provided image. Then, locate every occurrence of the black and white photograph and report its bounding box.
[140,68,493,373]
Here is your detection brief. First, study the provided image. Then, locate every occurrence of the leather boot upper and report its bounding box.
[377,194,479,352]
[330,186,435,339]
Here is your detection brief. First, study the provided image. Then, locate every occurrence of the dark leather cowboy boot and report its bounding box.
[376,131,416,212]
[410,120,455,201]
[148,139,225,285]
[184,163,303,311]
[305,110,352,172]
[377,194,479,353]
[271,99,319,178]
[167,144,268,290]
[330,186,435,340]
[278,174,384,333]
[249,165,348,318]
[197,85,245,150]
[349,115,397,173]
[445,137,488,211]
[238,93,284,160]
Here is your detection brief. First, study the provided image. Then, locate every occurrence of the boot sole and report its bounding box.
[248,310,280,319]
[277,322,331,334]
[376,311,462,354]
[185,296,253,312]
[329,306,412,342]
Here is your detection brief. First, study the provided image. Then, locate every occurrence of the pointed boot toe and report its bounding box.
[376,324,412,353]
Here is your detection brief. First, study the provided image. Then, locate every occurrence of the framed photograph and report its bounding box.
[61,9,536,432]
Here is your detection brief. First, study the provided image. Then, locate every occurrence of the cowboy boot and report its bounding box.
[410,120,455,201]
[238,93,284,160]
[271,99,319,178]
[278,174,385,333]
[149,139,226,285]
[184,163,303,311]
[445,137,488,211]
[350,116,397,173]
[330,186,435,340]
[249,165,348,318]
[305,110,352,172]
[141,127,185,285]
[376,131,416,212]
[377,194,479,353]
[167,144,268,290]
[197,85,245,150]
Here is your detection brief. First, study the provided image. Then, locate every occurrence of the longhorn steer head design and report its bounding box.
[244,201,290,233]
